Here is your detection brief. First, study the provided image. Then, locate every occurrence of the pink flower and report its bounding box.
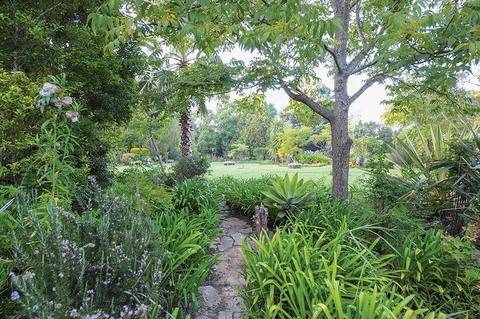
[54,96,73,108]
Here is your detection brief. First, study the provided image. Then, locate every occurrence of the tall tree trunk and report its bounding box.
[179,106,192,157]
[177,55,192,157]
[331,0,351,199]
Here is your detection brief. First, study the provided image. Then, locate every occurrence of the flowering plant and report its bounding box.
[8,184,219,318]
[30,75,86,204]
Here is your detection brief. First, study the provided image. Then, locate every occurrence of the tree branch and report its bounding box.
[349,75,385,104]
[324,44,343,73]
[281,81,334,122]
[350,0,361,10]
[348,59,377,75]
[355,1,366,46]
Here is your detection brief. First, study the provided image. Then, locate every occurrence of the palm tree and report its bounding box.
[141,41,236,157]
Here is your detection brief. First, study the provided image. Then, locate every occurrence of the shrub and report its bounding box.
[252,147,268,160]
[394,229,480,313]
[113,167,172,210]
[296,152,332,165]
[228,143,249,160]
[7,191,218,318]
[0,71,115,190]
[216,176,271,216]
[171,179,220,214]
[0,69,40,186]
[172,155,210,181]
[241,220,403,318]
[119,152,136,165]
[362,146,409,212]
[130,147,150,157]
[241,196,480,318]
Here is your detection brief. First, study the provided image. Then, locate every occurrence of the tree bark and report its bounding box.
[179,106,192,157]
[178,55,192,157]
[331,0,352,199]
[331,109,352,199]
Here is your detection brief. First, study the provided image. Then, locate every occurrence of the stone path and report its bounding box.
[195,206,254,319]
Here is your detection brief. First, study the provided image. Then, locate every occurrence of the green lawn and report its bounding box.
[116,161,366,184]
[208,161,366,183]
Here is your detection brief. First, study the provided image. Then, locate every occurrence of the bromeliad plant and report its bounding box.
[262,173,315,219]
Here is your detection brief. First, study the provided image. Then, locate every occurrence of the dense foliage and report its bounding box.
[0,0,143,187]
[2,177,220,318]
[1,1,480,318]
[240,189,480,318]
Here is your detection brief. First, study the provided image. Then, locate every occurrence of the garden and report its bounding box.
[1,1,480,318]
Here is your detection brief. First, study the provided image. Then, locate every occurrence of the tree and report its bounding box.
[276,127,313,162]
[216,103,240,157]
[142,43,241,157]
[235,94,277,154]
[91,0,480,198]
[281,80,331,130]
[195,113,222,157]
[353,121,394,144]
[90,4,243,158]
[0,0,143,185]
[383,86,480,127]
[238,0,480,198]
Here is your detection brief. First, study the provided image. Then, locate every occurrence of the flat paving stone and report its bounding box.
[218,311,233,319]
[195,204,253,319]
[231,233,244,246]
[198,285,221,308]
[218,235,234,252]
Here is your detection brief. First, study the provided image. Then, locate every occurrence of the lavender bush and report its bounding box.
[7,188,219,318]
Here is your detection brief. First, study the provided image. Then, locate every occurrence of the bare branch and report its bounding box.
[281,81,334,122]
[324,44,343,73]
[349,75,385,104]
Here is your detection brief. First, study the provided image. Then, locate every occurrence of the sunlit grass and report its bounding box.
[208,161,365,183]
[115,160,366,184]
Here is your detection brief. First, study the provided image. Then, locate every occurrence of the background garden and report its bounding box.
[1,0,480,318]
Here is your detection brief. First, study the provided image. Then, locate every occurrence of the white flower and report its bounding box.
[58,272,64,278]
[65,110,80,123]
[62,96,73,105]
[11,291,20,301]
[23,271,35,281]
[39,82,60,97]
